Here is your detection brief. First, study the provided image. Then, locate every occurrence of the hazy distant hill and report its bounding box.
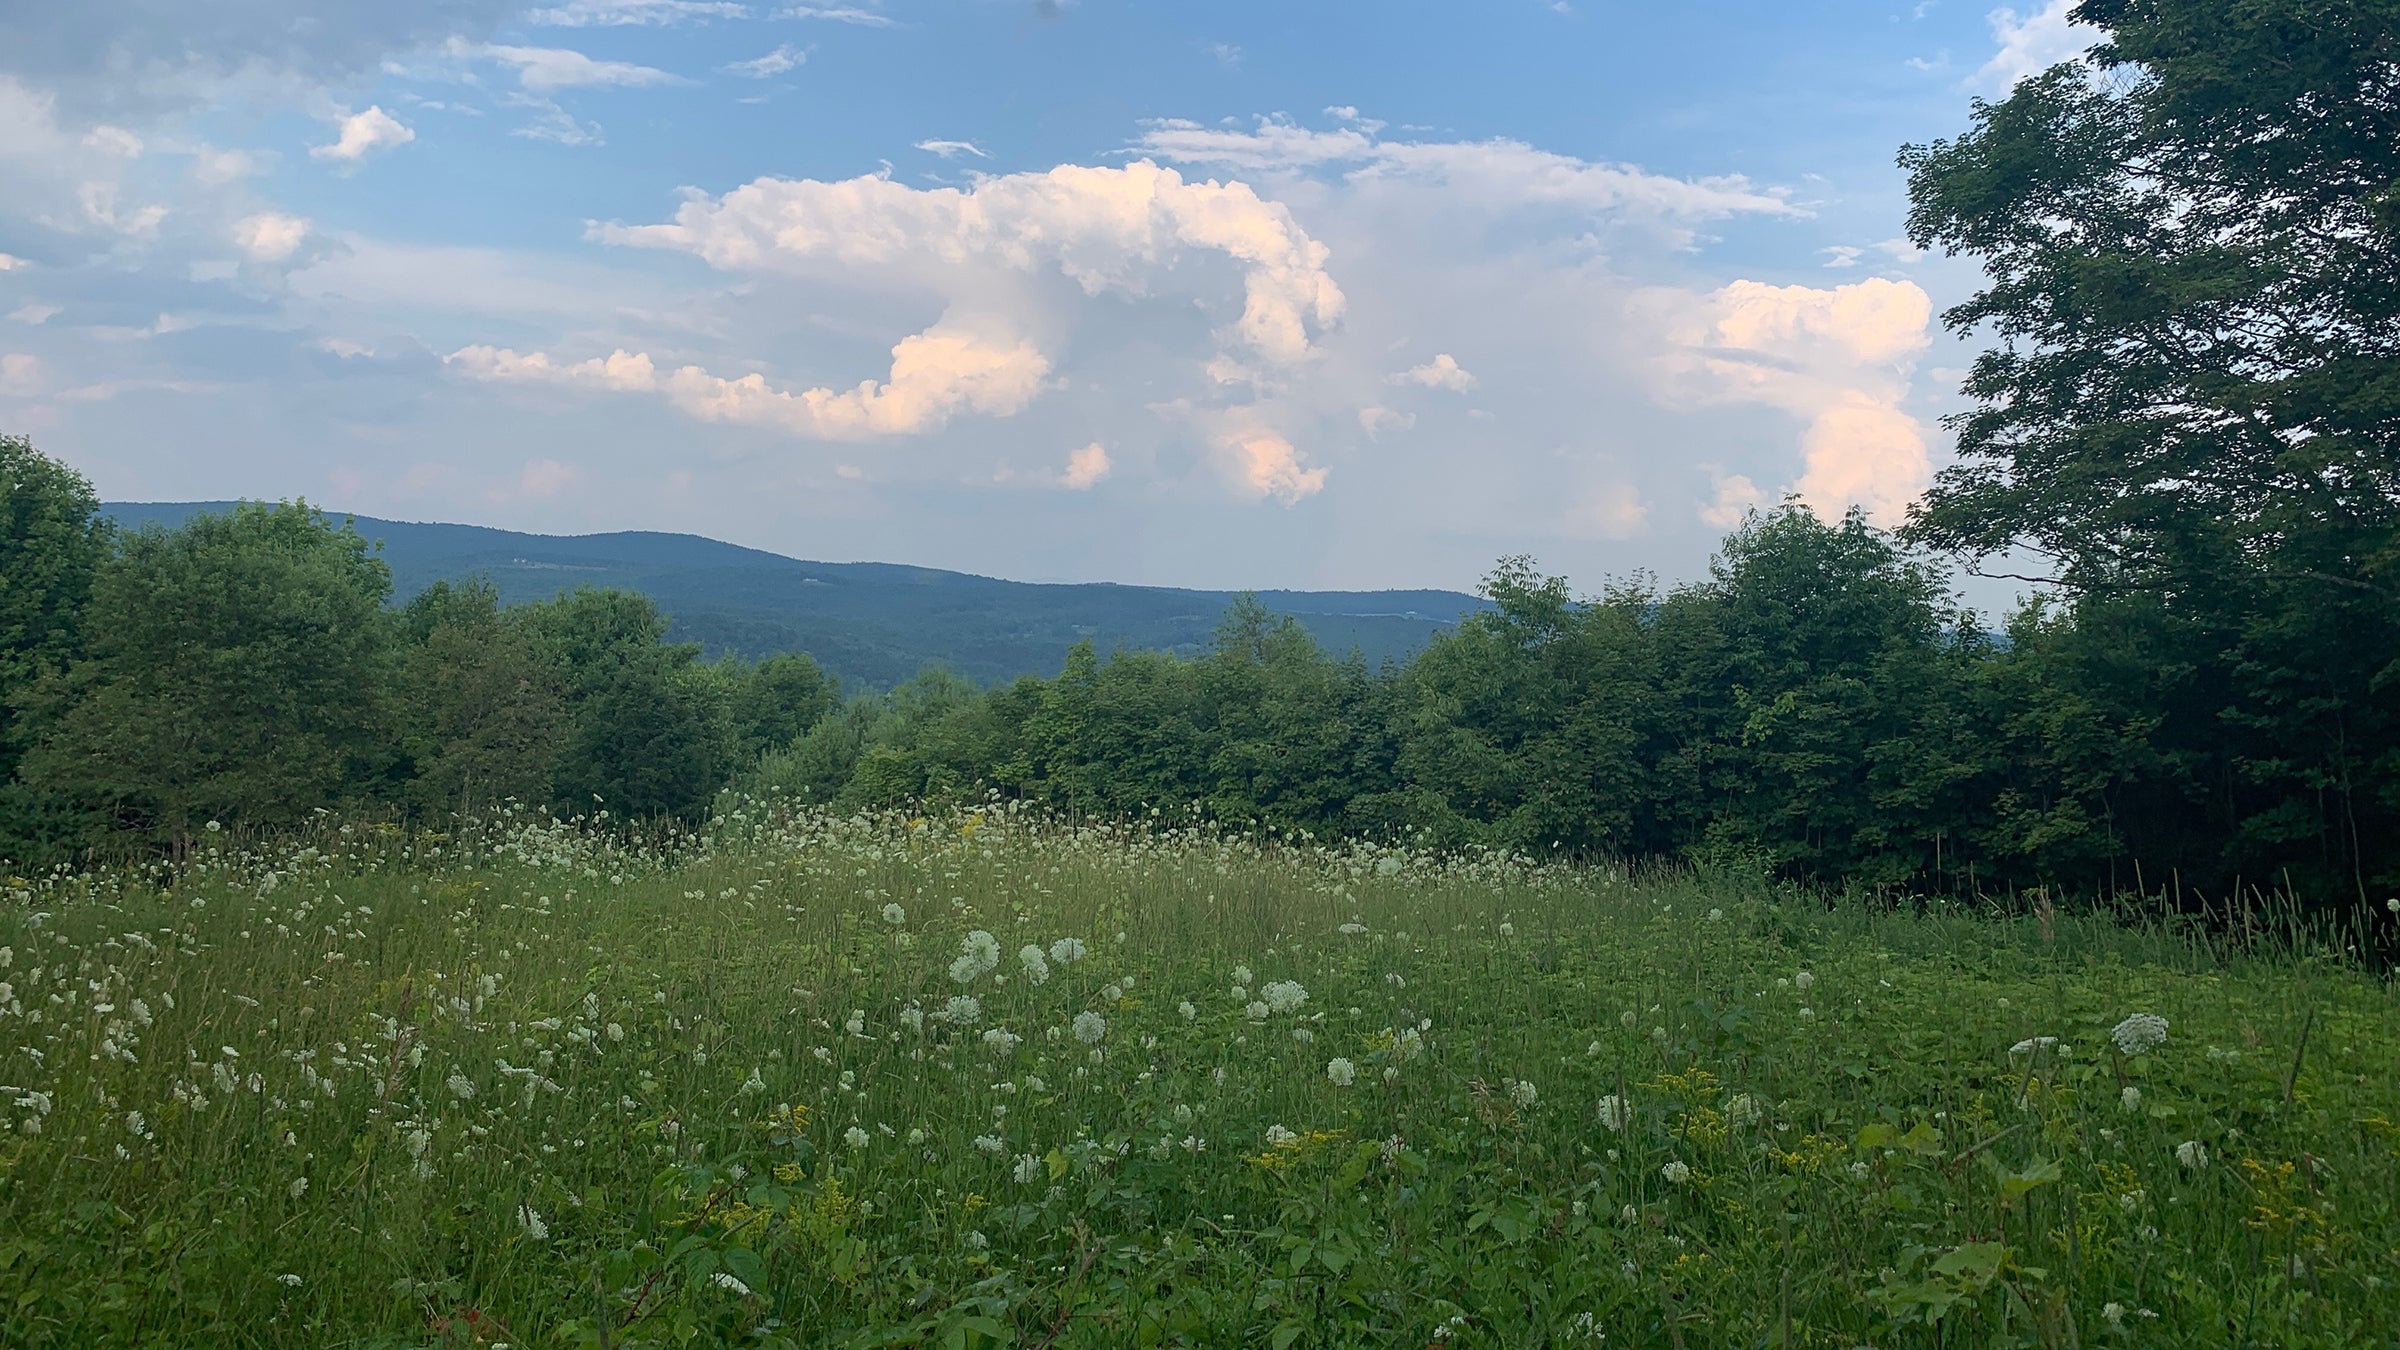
[102,503,1489,690]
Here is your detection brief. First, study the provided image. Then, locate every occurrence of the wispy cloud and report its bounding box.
[528,0,747,24]
[463,41,686,91]
[784,5,896,24]
[914,138,987,159]
[724,45,805,77]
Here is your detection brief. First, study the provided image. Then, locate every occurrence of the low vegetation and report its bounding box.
[3,805,2393,1345]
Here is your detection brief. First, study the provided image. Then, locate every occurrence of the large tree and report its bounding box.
[21,502,395,846]
[1900,0,2400,901]
[0,437,108,767]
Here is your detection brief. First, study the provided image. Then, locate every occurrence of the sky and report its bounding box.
[0,0,2095,595]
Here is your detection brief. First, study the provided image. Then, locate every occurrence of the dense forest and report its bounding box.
[4,0,2395,919]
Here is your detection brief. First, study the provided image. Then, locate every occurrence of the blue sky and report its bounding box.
[0,0,2091,594]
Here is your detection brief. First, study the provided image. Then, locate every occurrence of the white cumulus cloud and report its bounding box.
[594,159,1344,369]
[1059,442,1110,489]
[1976,0,2090,91]
[1656,276,1935,525]
[449,314,1053,440]
[232,211,311,262]
[311,106,414,162]
[1396,353,1475,392]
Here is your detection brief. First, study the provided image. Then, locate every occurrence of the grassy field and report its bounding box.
[2,803,2396,1347]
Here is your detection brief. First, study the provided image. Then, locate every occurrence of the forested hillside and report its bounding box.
[102,503,1486,690]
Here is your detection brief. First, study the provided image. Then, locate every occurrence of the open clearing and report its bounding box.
[3,805,2396,1346]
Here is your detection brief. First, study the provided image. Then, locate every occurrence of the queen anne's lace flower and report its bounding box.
[1048,937,1087,965]
[1593,1085,1632,1129]
[1072,1011,1107,1044]
[1245,1000,1270,1021]
[1232,964,1254,986]
[1018,945,1050,984]
[2176,1139,2209,1170]
[881,903,906,925]
[943,995,982,1025]
[1265,1124,1298,1146]
[844,1126,869,1148]
[2111,1013,2169,1057]
[1507,1079,1538,1108]
[1326,1057,1356,1086]
[1262,980,1309,1015]
[950,931,1001,984]
[1661,1160,1691,1184]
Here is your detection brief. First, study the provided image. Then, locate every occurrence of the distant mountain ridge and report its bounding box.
[101,503,1490,690]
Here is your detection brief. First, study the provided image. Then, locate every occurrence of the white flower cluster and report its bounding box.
[982,1028,1022,1056]
[881,902,906,926]
[1047,937,1087,965]
[1597,1094,1628,1132]
[2110,1013,2169,1057]
[1261,980,1309,1015]
[942,995,982,1025]
[1017,945,1050,985]
[1071,1011,1107,1045]
[1326,1057,1356,1086]
[950,930,1001,984]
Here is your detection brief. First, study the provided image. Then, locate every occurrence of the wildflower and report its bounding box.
[1072,1011,1107,1044]
[1338,922,1367,935]
[943,995,982,1025]
[1048,937,1087,965]
[882,902,906,925]
[1265,1124,1299,1146]
[1498,922,1515,937]
[1507,1079,1538,1109]
[1230,985,1248,1002]
[1177,1001,1197,1020]
[973,1133,1006,1155]
[446,1072,476,1100]
[1246,1000,1270,1020]
[982,1028,1022,1056]
[739,1068,767,1096]
[1292,1026,1314,1043]
[125,1111,146,1137]
[1725,1093,1760,1127]
[898,1005,925,1033]
[2008,1036,2058,1055]
[277,1274,302,1287]
[288,1176,309,1199]
[950,931,1001,984]
[2102,1303,2126,1327]
[519,1205,549,1241]
[844,1010,865,1036]
[1597,1095,1628,1132]
[2175,1140,2209,1170]
[1661,1160,1691,1184]
[1017,945,1050,984]
[844,1126,869,1149]
[1793,971,1814,992]
[2110,1013,2169,1057]
[1012,1154,1042,1184]
[1262,980,1309,1014]
[1326,1057,1356,1087]
[2120,1085,2142,1112]
[712,1272,754,1296]
[605,1022,624,1043]
[1232,963,1254,985]
[1707,908,1724,922]
[1101,982,1123,1003]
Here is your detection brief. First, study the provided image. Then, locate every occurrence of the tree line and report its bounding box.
[3,0,2392,915]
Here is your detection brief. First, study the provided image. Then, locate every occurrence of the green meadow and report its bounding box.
[3,803,2394,1347]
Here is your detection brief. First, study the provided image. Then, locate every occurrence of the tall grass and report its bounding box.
[2,800,2394,1346]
